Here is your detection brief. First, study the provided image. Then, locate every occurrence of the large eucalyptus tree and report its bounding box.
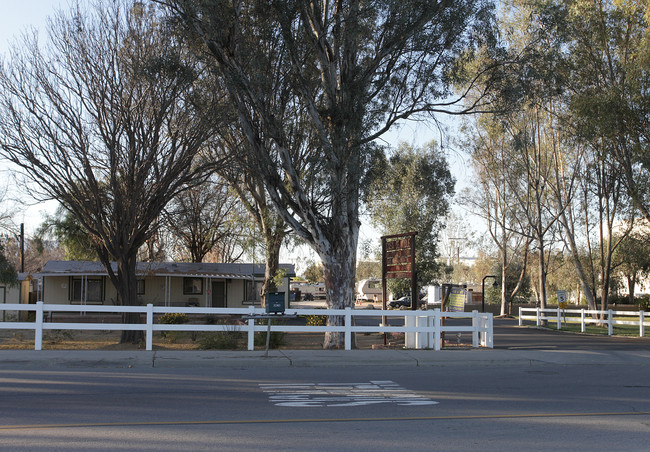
[162,0,501,347]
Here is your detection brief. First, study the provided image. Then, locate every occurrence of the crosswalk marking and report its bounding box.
[260,380,439,407]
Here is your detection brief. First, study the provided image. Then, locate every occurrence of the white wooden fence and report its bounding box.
[519,307,648,337]
[0,302,493,351]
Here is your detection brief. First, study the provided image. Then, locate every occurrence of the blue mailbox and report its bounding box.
[265,292,285,314]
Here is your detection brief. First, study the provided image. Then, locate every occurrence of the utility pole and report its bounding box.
[20,223,25,273]
[448,237,465,266]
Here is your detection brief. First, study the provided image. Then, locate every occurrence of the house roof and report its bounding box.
[37,260,296,280]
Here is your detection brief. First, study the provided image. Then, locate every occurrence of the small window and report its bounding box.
[183,277,203,295]
[244,280,263,304]
[137,279,145,295]
[69,277,104,303]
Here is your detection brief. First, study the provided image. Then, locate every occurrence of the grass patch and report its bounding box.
[526,319,649,337]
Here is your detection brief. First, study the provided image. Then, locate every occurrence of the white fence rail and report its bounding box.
[519,307,648,337]
[0,302,493,351]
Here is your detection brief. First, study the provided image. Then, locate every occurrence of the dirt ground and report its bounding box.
[0,329,407,351]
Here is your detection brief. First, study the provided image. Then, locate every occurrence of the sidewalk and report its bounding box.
[1,347,650,369]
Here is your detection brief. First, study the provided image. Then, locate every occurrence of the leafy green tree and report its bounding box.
[37,206,97,261]
[356,261,381,282]
[364,141,455,294]
[559,0,650,223]
[505,0,642,312]
[613,227,650,304]
[544,251,581,304]
[0,246,17,286]
[216,137,293,298]
[303,263,324,284]
[461,117,533,315]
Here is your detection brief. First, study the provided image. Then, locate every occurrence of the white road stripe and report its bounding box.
[260,381,439,407]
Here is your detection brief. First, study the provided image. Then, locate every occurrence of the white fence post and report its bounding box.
[556,306,561,330]
[608,309,613,336]
[518,307,522,326]
[146,304,153,351]
[486,313,494,348]
[433,308,441,351]
[581,309,585,333]
[536,307,541,326]
[344,307,352,351]
[472,310,479,348]
[427,311,434,348]
[247,306,255,351]
[641,311,645,338]
[35,302,43,351]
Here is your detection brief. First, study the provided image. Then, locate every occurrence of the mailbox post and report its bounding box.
[244,292,292,356]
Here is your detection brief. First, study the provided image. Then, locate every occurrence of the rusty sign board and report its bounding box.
[381,232,418,312]
[383,234,416,279]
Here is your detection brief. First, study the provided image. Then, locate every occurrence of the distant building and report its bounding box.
[36,260,295,308]
[611,219,650,298]
[290,281,326,300]
[356,278,383,302]
[441,256,477,267]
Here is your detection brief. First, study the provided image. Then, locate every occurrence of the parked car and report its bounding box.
[388,293,430,309]
[388,296,412,309]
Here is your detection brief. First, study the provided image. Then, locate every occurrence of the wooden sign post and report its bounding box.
[382,232,418,311]
[381,232,417,346]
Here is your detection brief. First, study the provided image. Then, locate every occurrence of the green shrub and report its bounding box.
[608,294,627,305]
[44,329,75,344]
[158,312,188,340]
[635,295,650,310]
[302,308,327,326]
[303,314,327,326]
[198,331,242,349]
[197,320,243,349]
[158,312,188,324]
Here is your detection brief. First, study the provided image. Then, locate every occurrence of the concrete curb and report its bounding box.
[1,348,650,369]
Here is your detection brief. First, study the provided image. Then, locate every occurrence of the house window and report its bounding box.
[244,280,263,304]
[70,277,104,303]
[137,279,145,295]
[183,277,203,295]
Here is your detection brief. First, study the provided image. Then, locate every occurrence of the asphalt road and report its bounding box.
[0,320,649,451]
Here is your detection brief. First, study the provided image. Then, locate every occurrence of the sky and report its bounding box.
[0,2,63,50]
[0,1,475,273]
[0,1,66,231]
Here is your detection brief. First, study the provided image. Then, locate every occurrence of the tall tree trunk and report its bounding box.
[538,240,547,310]
[597,251,613,323]
[260,228,286,303]
[500,234,507,316]
[558,211,597,310]
[627,275,636,304]
[116,254,144,344]
[319,225,359,349]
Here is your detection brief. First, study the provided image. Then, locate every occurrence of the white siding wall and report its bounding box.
[41,275,259,308]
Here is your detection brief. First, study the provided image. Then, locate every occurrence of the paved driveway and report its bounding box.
[494,317,650,350]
